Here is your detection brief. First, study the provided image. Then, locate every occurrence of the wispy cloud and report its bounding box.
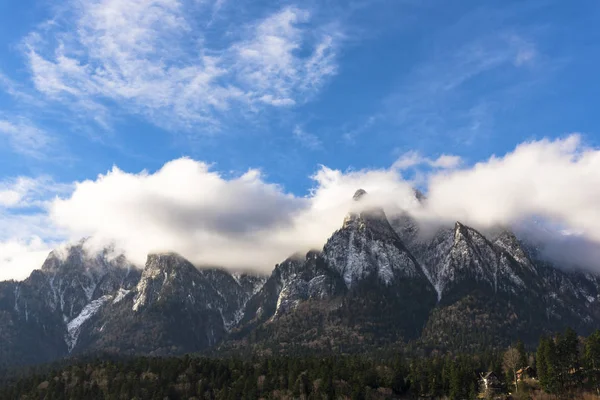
[509,34,537,66]
[342,114,381,145]
[23,1,341,131]
[392,150,462,170]
[234,7,338,107]
[0,176,72,208]
[0,71,45,107]
[386,32,542,142]
[0,117,54,159]
[293,125,322,150]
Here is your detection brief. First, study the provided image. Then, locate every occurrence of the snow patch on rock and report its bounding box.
[65,294,112,352]
[113,288,131,304]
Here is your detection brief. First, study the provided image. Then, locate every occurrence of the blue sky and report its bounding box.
[2,0,600,279]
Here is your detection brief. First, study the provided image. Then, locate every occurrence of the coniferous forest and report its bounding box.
[2,328,600,400]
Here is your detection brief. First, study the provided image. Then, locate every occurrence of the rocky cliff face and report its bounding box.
[0,241,138,367]
[69,252,266,356]
[0,244,266,365]
[392,212,600,350]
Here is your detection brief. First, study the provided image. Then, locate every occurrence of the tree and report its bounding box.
[503,347,520,393]
[537,337,549,389]
[516,340,528,369]
[558,327,581,390]
[585,330,600,395]
[537,336,560,394]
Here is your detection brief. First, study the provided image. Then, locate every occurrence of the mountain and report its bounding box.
[0,243,266,367]
[391,213,600,350]
[73,252,265,356]
[0,241,138,367]
[3,189,600,367]
[221,190,437,355]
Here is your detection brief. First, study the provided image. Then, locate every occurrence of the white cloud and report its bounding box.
[424,134,600,239]
[0,176,73,280]
[45,157,418,271]
[50,134,600,274]
[23,1,340,130]
[0,192,22,208]
[429,154,462,169]
[0,177,41,207]
[0,71,45,106]
[392,151,462,170]
[391,151,422,170]
[4,134,600,279]
[293,125,322,149]
[509,35,537,66]
[0,238,53,281]
[342,114,381,145]
[0,118,53,158]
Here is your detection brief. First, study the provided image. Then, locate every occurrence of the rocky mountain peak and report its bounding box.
[342,191,397,241]
[31,240,136,322]
[145,252,196,273]
[453,221,468,238]
[40,240,130,277]
[41,242,86,273]
[326,194,427,288]
[133,252,199,311]
[352,188,368,201]
[414,188,426,203]
[492,229,534,268]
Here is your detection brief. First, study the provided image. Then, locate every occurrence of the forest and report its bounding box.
[1,328,600,399]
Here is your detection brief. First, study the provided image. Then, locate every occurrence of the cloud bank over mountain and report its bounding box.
[2,134,600,279]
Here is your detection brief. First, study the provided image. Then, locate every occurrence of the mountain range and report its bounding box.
[1,189,599,368]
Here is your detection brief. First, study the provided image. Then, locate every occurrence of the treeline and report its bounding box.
[535,328,600,396]
[0,354,496,400]
[2,329,600,399]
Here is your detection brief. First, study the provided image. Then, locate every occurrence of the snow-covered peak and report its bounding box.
[32,241,135,321]
[145,252,192,268]
[133,253,199,311]
[393,217,536,300]
[325,197,426,288]
[41,240,131,279]
[453,221,470,241]
[492,229,535,270]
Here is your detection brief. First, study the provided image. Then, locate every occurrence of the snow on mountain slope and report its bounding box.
[392,211,600,330]
[132,253,266,331]
[38,240,137,322]
[112,288,131,304]
[66,294,112,352]
[392,215,536,300]
[323,190,423,287]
